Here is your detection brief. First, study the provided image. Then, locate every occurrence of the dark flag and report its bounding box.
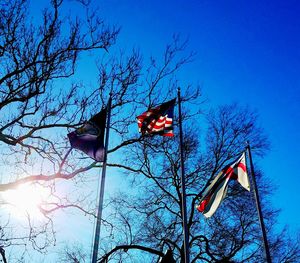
[137,99,176,137]
[159,250,176,263]
[68,108,106,161]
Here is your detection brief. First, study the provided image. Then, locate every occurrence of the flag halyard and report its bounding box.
[137,99,176,137]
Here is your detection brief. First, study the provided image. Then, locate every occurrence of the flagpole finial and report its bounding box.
[245,140,250,149]
[177,88,181,103]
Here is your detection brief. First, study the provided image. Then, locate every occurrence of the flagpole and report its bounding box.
[177,88,190,263]
[92,95,112,263]
[246,142,272,263]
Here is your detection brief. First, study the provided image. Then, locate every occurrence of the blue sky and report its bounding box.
[3,0,298,261]
[98,0,300,231]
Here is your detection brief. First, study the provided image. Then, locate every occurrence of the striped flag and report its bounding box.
[137,99,176,137]
[196,152,250,218]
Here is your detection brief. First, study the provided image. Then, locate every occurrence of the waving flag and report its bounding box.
[137,99,176,137]
[68,108,106,161]
[197,152,250,218]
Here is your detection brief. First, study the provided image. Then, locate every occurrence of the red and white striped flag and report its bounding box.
[196,152,250,218]
[137,99,176,137]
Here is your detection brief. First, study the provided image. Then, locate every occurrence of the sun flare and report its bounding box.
[2,183,51,219]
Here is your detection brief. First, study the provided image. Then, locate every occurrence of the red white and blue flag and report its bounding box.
[137,99,176,137]
[68,108,106,162]
[196,152,250,218]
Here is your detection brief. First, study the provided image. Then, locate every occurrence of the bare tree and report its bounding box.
[59,244,88,263]
[98,103,299,262]
[0,0,119,258]
[0,0,119,190]
[0,0,196,260]
[0,1,298,262]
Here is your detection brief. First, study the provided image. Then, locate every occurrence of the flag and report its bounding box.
[68,108,106,162]
[196,152,250,218]
[137,99,176,137]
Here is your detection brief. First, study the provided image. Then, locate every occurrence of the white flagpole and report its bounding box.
[178,88,190,263]
[92,95,112,263]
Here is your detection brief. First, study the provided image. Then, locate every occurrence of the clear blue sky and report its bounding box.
[98,0,300,231]
[17,1,298,261]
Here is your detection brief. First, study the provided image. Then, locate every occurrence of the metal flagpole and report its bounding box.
[177,88,190,263]
[92,95,112,263]
[246,142,272,263]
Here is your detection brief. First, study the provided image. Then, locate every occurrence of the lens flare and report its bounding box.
[2,183,50,219]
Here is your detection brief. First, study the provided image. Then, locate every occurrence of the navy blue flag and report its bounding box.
[68,108,106,161]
